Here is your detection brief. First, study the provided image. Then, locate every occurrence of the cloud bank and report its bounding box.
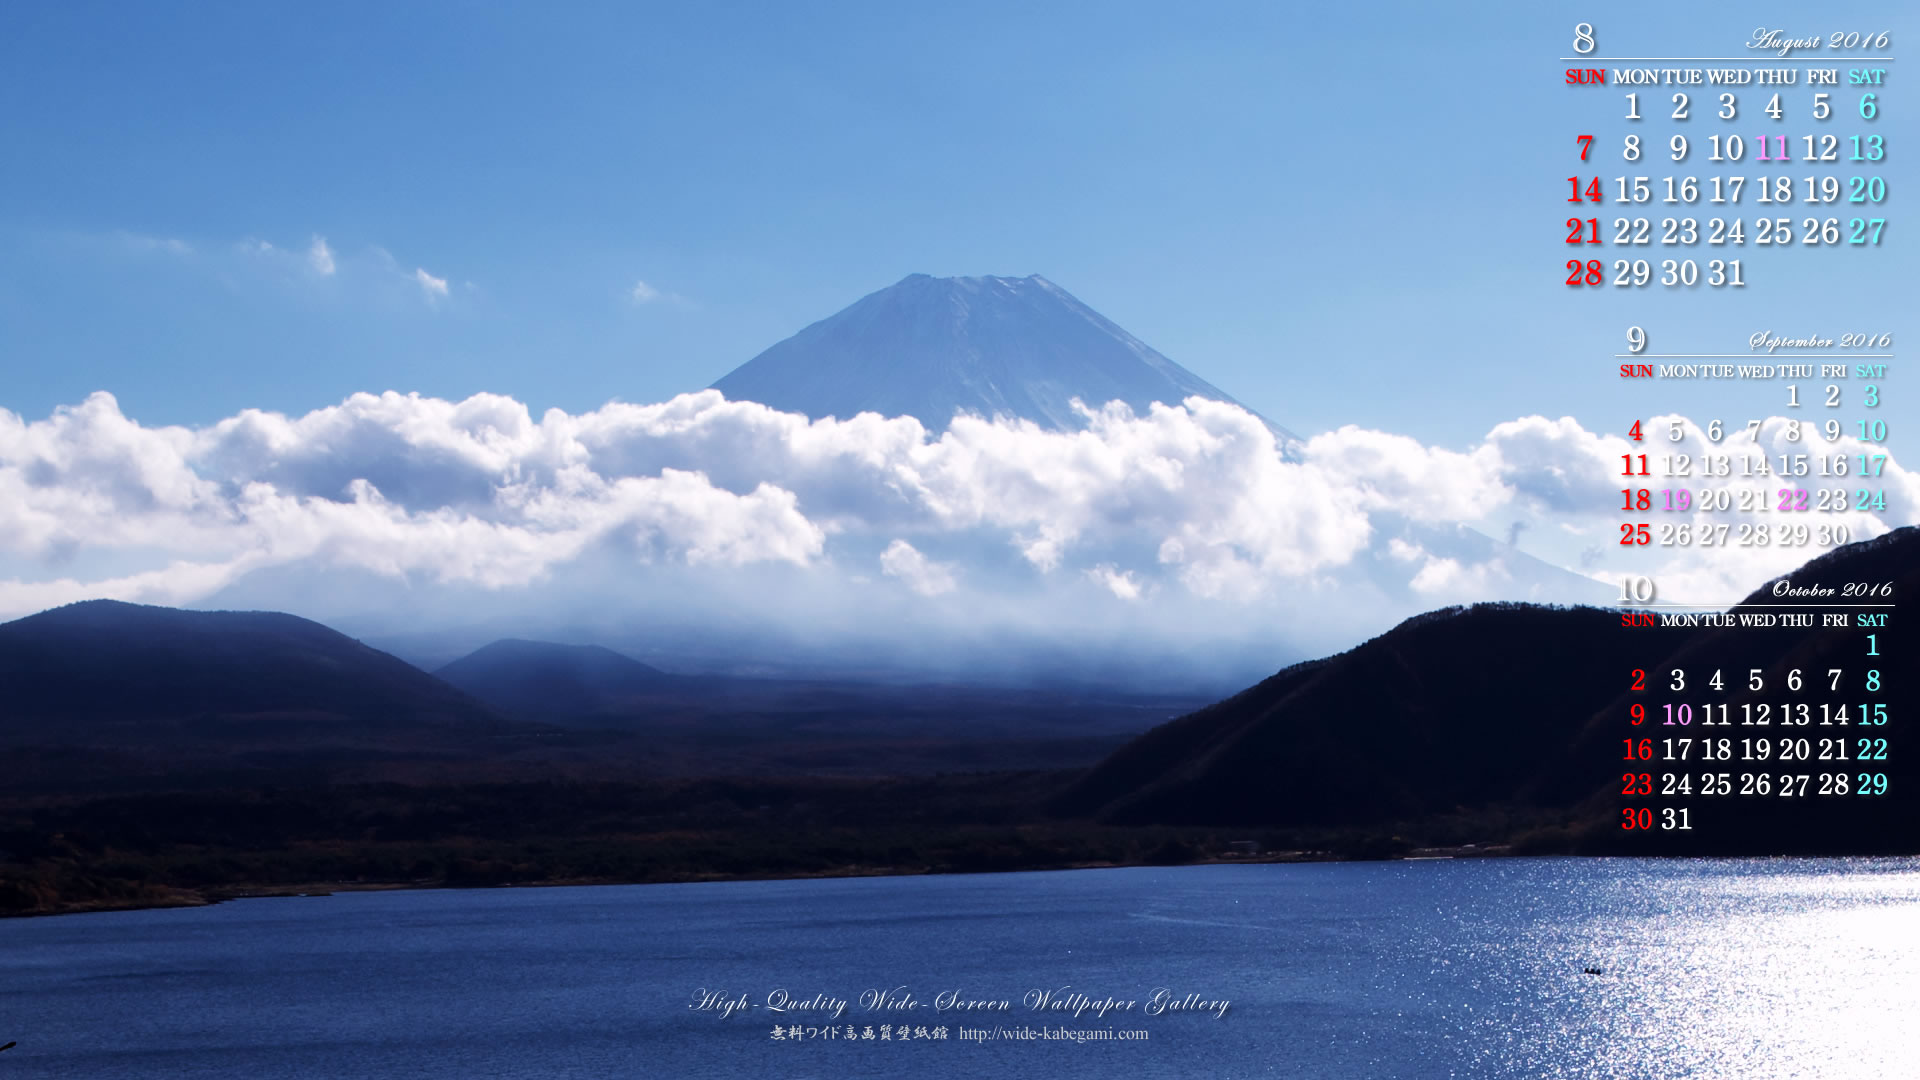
[0,390,1909,662]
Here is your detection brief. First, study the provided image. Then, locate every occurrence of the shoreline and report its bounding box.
[32,844,1777,921]
[6,844,1520,921]
[12,845,1919,922]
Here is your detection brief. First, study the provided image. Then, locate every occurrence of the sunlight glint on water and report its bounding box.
[0,858,1914,1079]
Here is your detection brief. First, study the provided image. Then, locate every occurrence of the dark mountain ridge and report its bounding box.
[434,639,671,719]
[1055,603,1665,825]
[0,607,1202,793]
[0,599,503,734]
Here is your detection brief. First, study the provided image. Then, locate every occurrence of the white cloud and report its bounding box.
[1408,553,1509,596]
[75,230,484,314]
[1086,563,1142,600]
[627,279,690,307]
[0,391,1909,627]
[1386,537,1423,563]
[308,236,336,276]
[879,539,957,596]
[911,398,1375,587]
[1304,426,1507,522]
[0,391,826,617]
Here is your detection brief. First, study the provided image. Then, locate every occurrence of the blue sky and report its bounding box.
[5,1,1906,446]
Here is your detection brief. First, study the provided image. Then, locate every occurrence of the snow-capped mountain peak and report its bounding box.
[712,273,1296,441]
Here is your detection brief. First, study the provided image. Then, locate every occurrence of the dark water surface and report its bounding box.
[2,858,1915,1078]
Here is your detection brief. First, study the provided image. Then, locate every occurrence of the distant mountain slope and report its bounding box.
[436,639,671,718]
[1061,527,1917,854]
[0,599,504,737]
[712,273,1297,441]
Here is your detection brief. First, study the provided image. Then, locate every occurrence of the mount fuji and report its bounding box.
[712,272,1610,609]
[713,273,1298,442]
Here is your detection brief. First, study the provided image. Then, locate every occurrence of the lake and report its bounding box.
[1,858,1915,1078]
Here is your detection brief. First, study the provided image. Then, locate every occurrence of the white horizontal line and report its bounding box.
[1613,603,1894,608]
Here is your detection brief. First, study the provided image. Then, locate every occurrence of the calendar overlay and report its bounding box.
[1565,24,1899,845]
